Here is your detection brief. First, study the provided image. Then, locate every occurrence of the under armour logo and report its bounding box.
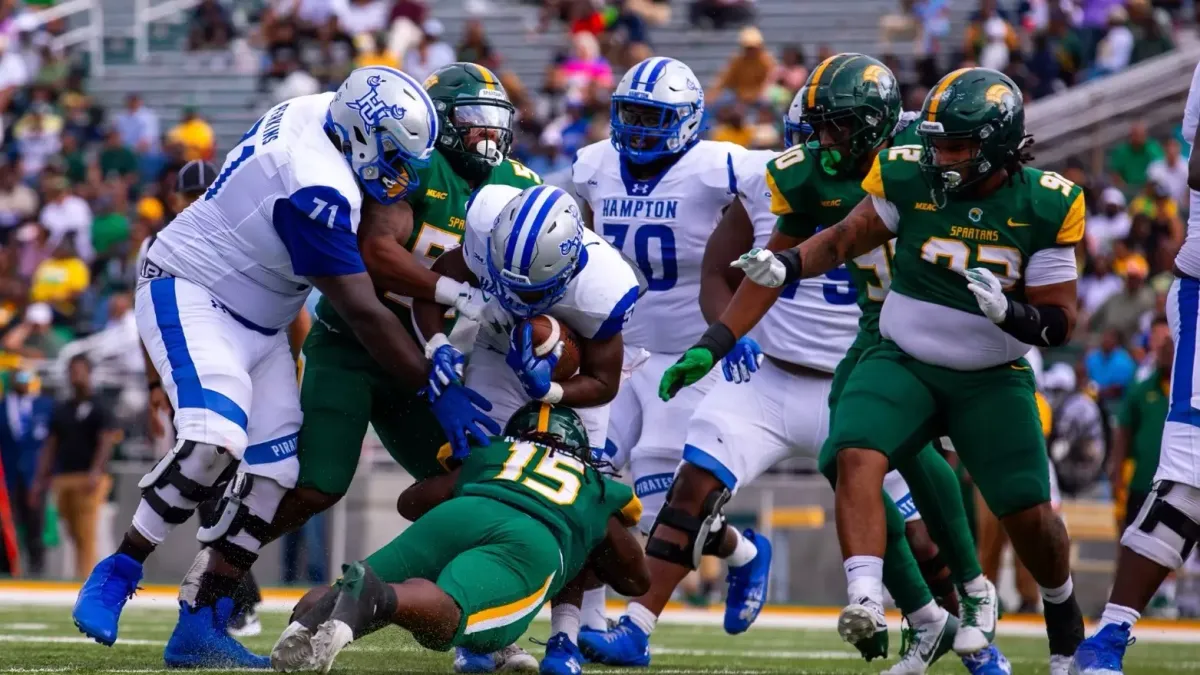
[632,183,650,195]
[346,74,407,128]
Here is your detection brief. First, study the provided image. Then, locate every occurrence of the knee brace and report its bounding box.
[198,472,287,569]
[1122,481,1200,570]
[645,485,731,570]
[133,441,236,544]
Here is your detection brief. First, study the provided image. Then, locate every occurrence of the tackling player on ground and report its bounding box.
[1070,61,1200,675]
[666,67,1084,675]
[71,67,447,668]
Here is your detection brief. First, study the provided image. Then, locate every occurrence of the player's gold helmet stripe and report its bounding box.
[476,63,498,90]
[537,403,551,432]
[926,67,974,122]
[806,55,839,108]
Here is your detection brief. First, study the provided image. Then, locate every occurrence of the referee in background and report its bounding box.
[140,159,266,637]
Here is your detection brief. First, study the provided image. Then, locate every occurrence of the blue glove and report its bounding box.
[426,337,465,398]
[425,383,501,460]
[506,322,560,400]
[722,336,763,384]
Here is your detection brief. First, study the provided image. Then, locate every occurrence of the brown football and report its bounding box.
[525,315,581,381]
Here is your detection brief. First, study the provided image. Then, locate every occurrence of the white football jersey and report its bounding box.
[146,93,364,331]
[735,150,859,373]
[463,184,641,354]
[1177,61,1200,277]
[573,140,744,354]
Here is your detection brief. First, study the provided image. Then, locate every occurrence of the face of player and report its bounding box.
[928,137,979,169]
[808,117,853,154]
[616,101,677,151]
[453,104,513,163]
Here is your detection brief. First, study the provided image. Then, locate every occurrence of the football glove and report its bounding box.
[424,333,464,397]
[731,248,788,288]
[965,267,1009,323]
[425,382,500,460]
[507,322,562,400]
[659,347,715,401]
[722,336,763,384]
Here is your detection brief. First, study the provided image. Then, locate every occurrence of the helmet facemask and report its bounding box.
[437,99,515,182]
[610,98,696,164]
[918,120,1003,205]
[796,104,888,177]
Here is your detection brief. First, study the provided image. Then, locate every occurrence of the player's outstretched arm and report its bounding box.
[359,198,474,307]
[558,331,624,407]
[717,228,804,340]
[700,197,757,323]
[412,247,477,343]
[311,272,429,389]
[590,515,651,597]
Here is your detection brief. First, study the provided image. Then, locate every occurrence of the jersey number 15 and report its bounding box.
[495,442,586,506]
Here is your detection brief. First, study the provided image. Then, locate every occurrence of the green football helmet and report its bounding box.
[424,62,516,182]
[787,53,901,176]
[504,401,590,452]
[917,67,1026,201]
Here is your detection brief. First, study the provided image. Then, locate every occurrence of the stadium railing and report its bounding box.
[27,0,106,76]
[132,0,202,63]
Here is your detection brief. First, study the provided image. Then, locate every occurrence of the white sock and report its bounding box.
[844,556,884,605]
[580,587,608,631]
[963,575,989,595]
[626,602,657,636]
[908,600,946,628]
[550,603,581,643]
[725,529,758,568]
[1098,603,1141,631]
[1040,577,1074,605]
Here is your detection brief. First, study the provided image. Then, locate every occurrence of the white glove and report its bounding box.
[964,267,1009,324]
[435,277,489,322]
[730,248,788,288]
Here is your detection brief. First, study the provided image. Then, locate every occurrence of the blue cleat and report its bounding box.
[1070,623,1134,675]
[723,528,772,635]
[540,632,583,675]
[163,598,270,669]
[962,644,1014,675]
[72,552,143,646]
[577,616,650,667]
[453,647,496,673]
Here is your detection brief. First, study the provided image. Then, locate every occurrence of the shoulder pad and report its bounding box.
[557,233,640,340]
[463,184,523,277]
[764,146,816,216]
[282,137,363,225]
[733,149,776,214]
[497,159,543,187]
[693,141,745,197]
[1027,168,1086,247]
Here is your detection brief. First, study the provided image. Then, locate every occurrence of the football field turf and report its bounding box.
[1,586,1199,674]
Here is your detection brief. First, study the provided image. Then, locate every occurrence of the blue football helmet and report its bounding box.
[487,185,584,319]
[610,57,705,163]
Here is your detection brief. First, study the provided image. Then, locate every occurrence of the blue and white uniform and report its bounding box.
[573,138,744,529]
[135,93,362,487]
[460,184,641,447]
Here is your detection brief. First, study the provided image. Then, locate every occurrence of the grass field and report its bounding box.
[1,594,1199,675]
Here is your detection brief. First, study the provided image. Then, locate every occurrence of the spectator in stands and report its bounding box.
[964,0,1019,63]
[1130,0,1175,63]
[354,32,399,69]
[30,237,88,324]
[1129,179,1185,259]
[402,19,456,85]
[3,303,66,359]
[1080,0,1125,58]
[978,16,1015,71]
[387,0,428,58]
[1108,121,1163,192]
[333,0,394,39]
[166,108,215,163]
[880,0,919,49]
[605,1,654,70]
[711,103,753,147]
[560,32,612,101]
[1080,253,1124,316]
[112,94,160,157]
[1026,30,1063,99]
[775,45,808,95]
[750,105,780,149]
[455,18,497,72]
[14,103,61,182]
[38,174,92,263]
[0,368,53,577]
[29,354,117,580]
[1046,360,1107,495]
[1148,138,1190,206]
[90,193,129,262]
[1090,255,1156,344]
[1091,4,1134,78]
[189,0,235,51]
[689,0,755,30]
[1111,314,1171,530]
[915,0,951,53]
[711,27,776,108]
[98,126,138,184]
[14,222,50,281]
[0,160,37,236]
[1087,186,1132,254]
[1045,10,1085,87]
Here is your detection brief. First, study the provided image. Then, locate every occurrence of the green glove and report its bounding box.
[658,347,715,401]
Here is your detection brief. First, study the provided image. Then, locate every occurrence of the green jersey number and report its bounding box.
[853,241,897,302]
[920,238,1023,289]
[774,145,807,170]
[495,442,585,506]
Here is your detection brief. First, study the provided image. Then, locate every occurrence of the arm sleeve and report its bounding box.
[273,185,366,278]
[1026,246,1079,287]
[870,195,900,233]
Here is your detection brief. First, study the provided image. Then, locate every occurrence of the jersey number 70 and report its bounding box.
[601,223,677,291]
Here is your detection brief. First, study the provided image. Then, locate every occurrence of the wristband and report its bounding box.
[776,248,802,286]
[695,322,738,363]
[540,382,564,404]
[424,332,452,360]
[999,301,1069,347]
[434,276,469,306]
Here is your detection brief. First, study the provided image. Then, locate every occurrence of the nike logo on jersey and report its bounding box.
[1007,218,1032,227]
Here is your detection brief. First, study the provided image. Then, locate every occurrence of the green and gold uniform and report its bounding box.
[1116,371,1169,525]
[828,133,1086,517]
[297,63,542,495]
[364,434,641,652]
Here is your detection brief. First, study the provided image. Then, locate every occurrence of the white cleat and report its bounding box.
[1051,653,1073,675]
[837,597,889,660]
[270,621,315,672]
[311,619,355,674]
[228,609,263,637]
[882,613,958,675]
[955,579,999,655]
[495,644,540,671]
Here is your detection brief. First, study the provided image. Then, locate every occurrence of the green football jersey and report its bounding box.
[315,151,542,333]
[766,122,919,336]
[862,144,1085,314]
[455,437,641,579]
